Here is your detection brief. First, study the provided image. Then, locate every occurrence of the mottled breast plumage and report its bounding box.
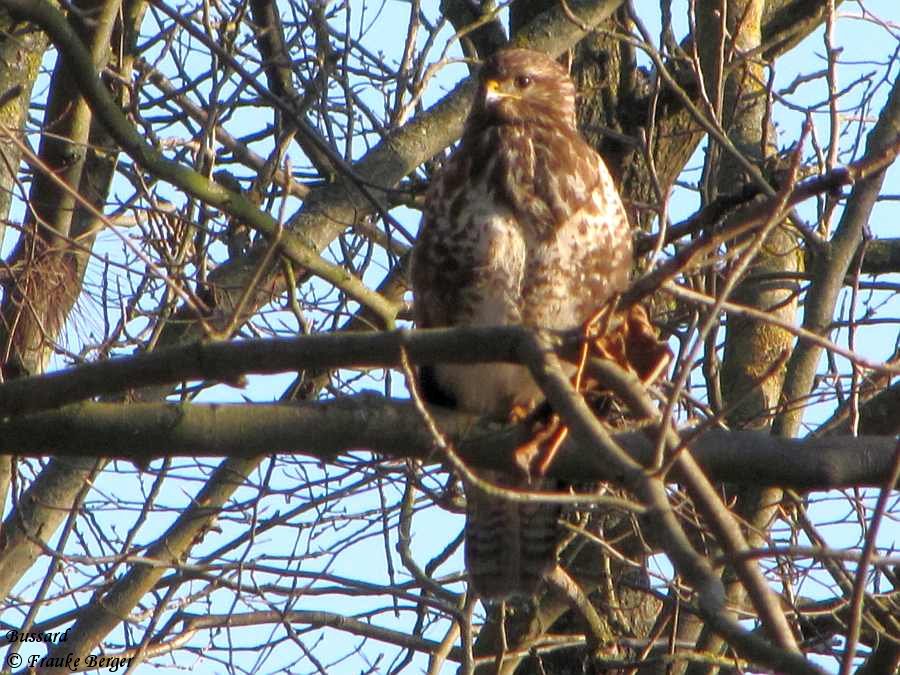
[412,48,632,415]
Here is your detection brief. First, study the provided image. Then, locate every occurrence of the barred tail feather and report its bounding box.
[464,473,562,600]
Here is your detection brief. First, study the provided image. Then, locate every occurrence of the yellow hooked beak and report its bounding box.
[484,78,512,104]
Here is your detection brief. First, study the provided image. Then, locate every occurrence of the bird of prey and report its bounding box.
[411,48,632,599]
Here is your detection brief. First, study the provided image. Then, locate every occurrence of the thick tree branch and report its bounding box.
[3,315,897,420]
[0,326,536,417]
[0,396,895,490]
[760,0,846,58]
[860,237,900,276]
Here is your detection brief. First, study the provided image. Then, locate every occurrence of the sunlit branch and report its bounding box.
[1,396,895,491]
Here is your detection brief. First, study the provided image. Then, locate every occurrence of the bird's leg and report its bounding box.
[509,402,552,479]
[512,413,562,479]
[572,313,594,393]
[515,301,645,480]
[507,403,532,424]
[532,421,567,477]
[527,307,612,478]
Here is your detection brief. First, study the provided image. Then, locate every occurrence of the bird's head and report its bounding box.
[474,49,577,127]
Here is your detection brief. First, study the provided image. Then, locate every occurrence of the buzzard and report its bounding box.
[411,48,632,599]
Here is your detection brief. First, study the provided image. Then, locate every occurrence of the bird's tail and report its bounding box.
[464,473,562,600]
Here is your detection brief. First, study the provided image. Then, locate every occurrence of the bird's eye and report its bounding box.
[514,75,532,89]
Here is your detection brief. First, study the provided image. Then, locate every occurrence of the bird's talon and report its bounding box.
[511,416,566,481]
[512,439,542,480]
[508,403,532,424]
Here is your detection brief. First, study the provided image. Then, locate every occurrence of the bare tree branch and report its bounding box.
[1,397,895,491]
